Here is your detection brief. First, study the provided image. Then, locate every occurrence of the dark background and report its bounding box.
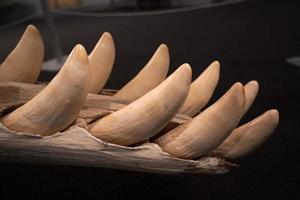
[0,0,299,199]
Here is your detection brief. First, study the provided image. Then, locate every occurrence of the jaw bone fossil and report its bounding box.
[0,25,280,174]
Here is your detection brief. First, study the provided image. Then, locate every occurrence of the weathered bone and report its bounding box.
[0,25,44,83]
[0,123,235,175]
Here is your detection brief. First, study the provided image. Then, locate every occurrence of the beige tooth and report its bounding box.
[155,83,245,159]
[242,80,259,116]
[89,64,191,146]
[0,25,44,83]
[88,32,115,93]
[1,44,90,136]
[178,61,220,116]
[113,44,169,103]
[213,109,279,159]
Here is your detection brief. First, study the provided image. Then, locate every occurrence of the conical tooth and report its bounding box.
[89,64,191,146]
[155,83,245,159]
[0,25,44,83]
[1,44,90,135]
[178,61,220,116]
[213,109,279,159]
[88,32,115,93]
[113,44,169,103]
[242,80,259,116]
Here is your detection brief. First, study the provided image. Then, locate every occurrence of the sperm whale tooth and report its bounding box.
[1,44,90,135]
[113,44,169,102]
[155,83,245,159]
[89,64,191,146]
[88,32,115,93]
[0,25,44,83]
[213,109,279,159]
[178,61,220,116]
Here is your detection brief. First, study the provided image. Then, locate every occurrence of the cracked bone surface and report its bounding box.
[113,44,169,103]
[1,44,90,135]
[88,32,115,94]
[155,83,245,159]
[213,109,279,159]
[178,61,220,117]
[89,64,191,146]
[243,80,259,116]
[0,25,44,83]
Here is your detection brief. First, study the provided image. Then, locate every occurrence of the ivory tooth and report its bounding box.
[113,44,169,102]
[89,64,191,146]
[0,25,44,83]
[242,80,259,116]
[213,109,279,159]
[178,61,220,116]
[1,44,90,135]
[88,32,115,93]
[155,83,245,159]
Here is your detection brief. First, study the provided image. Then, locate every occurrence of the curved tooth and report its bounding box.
[89,64,191,146]
[213,109,279,159]
[242,80,259,116]
[155,83,245,159]
[0,25,44,83]
[88,32,115,93]
[1,44,90,136]
[178,61,220,116]
[113,44,169,103]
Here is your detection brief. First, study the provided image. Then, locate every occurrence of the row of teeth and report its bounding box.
[0,25,279,160]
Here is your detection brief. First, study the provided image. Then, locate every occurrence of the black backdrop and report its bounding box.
[0,0,299,199]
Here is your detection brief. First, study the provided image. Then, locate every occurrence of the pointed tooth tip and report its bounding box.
[233,82,244,90]
[179,63,192,77]
[101,31,113,41]
[26,24,38,32]
[206,60,220,74]
[246,80,259,88]
[25,24,41,37]
[155,43,169,58]
[230,82,246,107]
[212,60,221,67]
[158,43,169,51]
[73,44,89,64]
[267,109,280,123]
[169,64,192,85]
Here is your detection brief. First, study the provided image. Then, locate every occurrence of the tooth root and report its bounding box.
[178,61,220,117]
[1,44,90,136]
[213,109,279,159]
[0,25,44,83]
[88,32,115,93]
[155,83,245,159]
[242,80,259,116]
[113,44,169,103]
[89,64,191,146]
